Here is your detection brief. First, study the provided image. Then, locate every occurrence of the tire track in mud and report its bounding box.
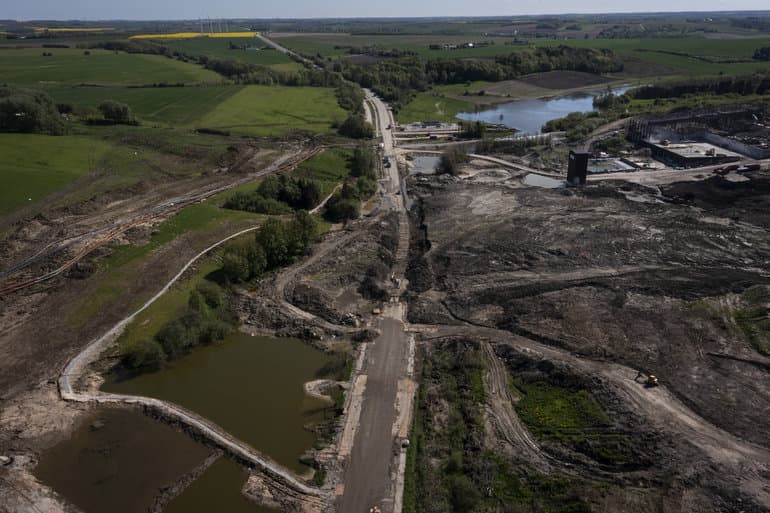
[416,320,770,509]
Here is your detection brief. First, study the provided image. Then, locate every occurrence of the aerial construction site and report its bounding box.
[1,13,770,513]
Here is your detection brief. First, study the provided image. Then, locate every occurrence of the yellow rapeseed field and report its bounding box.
[130,32,258,40]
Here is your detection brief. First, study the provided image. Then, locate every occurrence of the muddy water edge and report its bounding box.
[37,333,338,513]
[34,407,210,513]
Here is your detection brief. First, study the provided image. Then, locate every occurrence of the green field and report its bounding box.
[0,134,112,214]
[46,83,345,135]
[274,34,519,59]
[161,37,302,70]
[196,85,346,136]
[0,48,221,85]
[47,85,242,125]
[275,32,770,78]
[293,148,353,196]
[396,92,473,122]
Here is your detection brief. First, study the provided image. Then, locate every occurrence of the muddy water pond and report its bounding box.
[103,333,335,474]
[163,457,275,513]
[34,407,209,513]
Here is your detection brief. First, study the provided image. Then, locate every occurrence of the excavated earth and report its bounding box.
[406,170,770,512]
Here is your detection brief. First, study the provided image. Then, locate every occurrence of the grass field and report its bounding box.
[161,37,301,69]
[47,84,343,135]
[196,85,346,136]
[0,48,220,86]
[273,33,518,59]
[396,92,474,122]
[0,134,112,214]
[48,85,242,125]
[293,148,353,196]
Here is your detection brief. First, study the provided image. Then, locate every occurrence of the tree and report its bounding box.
[98,100,134,124]
[754,46,770,61]
[0,87,64,135]
[222,250,250,283]
[124,339,166,370]
[246,242,267,279]
[288,210,318,255]
[351,144,375,177]
[339,114,374,139]
[256,218,290,268]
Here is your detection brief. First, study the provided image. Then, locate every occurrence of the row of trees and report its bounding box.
[221,211,319,283]
[224,174,322,215]
[337,46,624,109]
[124,281,233,370]
[325,144,377,222]
[632,73,770,100]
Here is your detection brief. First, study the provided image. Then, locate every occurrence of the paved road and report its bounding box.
[336,92,412,513]
[337,317,407,513]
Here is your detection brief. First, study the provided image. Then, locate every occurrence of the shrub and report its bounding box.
[98,100,134,124]
[0,87,65,135]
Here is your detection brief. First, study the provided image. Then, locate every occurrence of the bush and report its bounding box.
[124,339,166,370]
[0,87,65,135]
[224,175,322,214]
[98,100,134,124]
[339,113,373,139]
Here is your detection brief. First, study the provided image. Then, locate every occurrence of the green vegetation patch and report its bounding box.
[0,134,111,214]
[397,92,473,123]
[162,37,298,68]
[514,380,610,439]
[735,286,770,356]
[48,85,242,126]
[293,148,352,196]
[407,340,593,513]
[0,48,220,86]
[197,85,346,136]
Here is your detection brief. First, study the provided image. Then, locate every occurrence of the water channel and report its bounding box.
[37,333,336,513]
[456,85,633,134]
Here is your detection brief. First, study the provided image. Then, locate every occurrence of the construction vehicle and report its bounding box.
[635,371,659,388]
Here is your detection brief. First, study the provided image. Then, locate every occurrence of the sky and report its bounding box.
[3,0,762,21]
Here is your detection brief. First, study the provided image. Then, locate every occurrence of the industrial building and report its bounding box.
[646,140,742,169]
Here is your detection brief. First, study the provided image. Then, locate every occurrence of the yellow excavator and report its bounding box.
[635,371,659,388]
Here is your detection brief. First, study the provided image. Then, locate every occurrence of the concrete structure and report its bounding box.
[645,140,741,169]
[588,158,636,174]
[567,150,589,186]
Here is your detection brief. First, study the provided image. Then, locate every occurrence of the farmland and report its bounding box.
[160,37,301,69]
[47,85,243,126]
[0,48,221,85]
[196,85,346,136]
[0,134,112,215]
